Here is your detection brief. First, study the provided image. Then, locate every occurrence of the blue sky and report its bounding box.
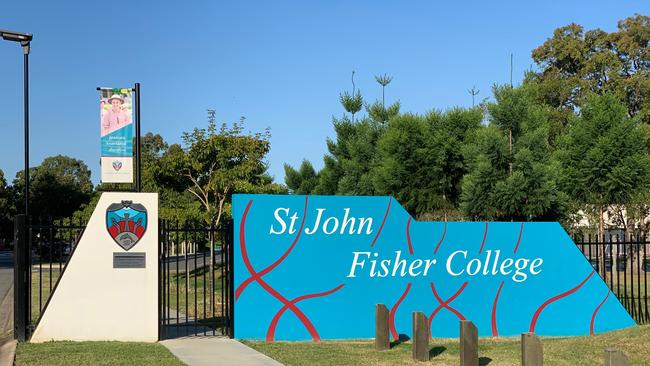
[1,1,648,185]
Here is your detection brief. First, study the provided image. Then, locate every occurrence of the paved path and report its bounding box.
[161,338,283,366]
[0,251,14,366]
[0,337,16,366]
[0,251,13,338]
[0,251,13,305]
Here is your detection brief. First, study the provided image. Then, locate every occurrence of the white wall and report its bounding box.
[31,192,158,342]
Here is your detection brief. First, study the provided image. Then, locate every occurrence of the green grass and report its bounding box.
[243,324,650,366]
[166,266,224,319]
[30,270,61,324]
[15,341,184,366]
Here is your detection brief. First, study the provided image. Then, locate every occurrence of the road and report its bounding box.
[0,251,13,338]
[0,251,12,304]
[163,252,224,272]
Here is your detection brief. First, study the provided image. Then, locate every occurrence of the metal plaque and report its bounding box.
[113,252,146,268]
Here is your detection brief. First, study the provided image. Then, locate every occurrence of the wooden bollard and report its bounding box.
[375,304,390,350]
[521,333,543,366]
[412,311,429,361]
[604,348,629,366]
[460,320,478,366]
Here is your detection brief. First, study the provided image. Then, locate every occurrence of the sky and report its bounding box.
[1,1,648,185]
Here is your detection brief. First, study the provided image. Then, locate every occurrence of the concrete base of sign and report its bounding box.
[30,192,158,342]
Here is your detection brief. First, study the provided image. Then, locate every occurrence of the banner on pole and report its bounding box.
[99,88,133,183]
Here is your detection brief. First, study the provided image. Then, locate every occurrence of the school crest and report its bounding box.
[106,200,147,251]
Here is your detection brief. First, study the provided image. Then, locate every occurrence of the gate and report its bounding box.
[159,220,234,339]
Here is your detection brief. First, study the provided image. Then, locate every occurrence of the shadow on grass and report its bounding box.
[171,262,222,280]
[479,356,493,365]
[429,346,446,357]
[161,315,227,339]
[390,334,410,348]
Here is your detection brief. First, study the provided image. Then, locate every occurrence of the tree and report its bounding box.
[0,170,14,246]
[71,133,204,224]
[366,100,400,126]
[489,85,528,175]
[178,110,285,227]
[13,155,93,219]
[339,90,363,124]
[461,126,510,220]
[375,74,393,109]
[556,93,650,237]
[462,85,567,221]
[528,15,650,124]
[284,160,319,194]
[319,115,385,195]
[373,108,482,218]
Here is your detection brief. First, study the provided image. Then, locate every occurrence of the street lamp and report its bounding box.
[1,29,32,218]
[1,29,32,342]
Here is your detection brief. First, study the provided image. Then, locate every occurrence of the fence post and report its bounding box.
[228,221,235,339]
[412,311,429,362]
[604,348,629,366]
[375,304,389,350]
[13,215,29,341]
[521,332,543,366]
[460,320,478,366]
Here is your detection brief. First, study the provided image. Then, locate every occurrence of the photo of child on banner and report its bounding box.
[99,88,134,183]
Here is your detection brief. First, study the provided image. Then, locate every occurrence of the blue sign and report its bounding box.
[233,194,635,341]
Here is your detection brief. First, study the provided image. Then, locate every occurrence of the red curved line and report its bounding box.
[428,305,444,332]
[491,281,505,337]
[389,282,412,341]
[406,217,414,254]
[266,284,345,342]
[430,281,468,307]
[513,222,524,254]
[239,200,321,340]
[446,305,466,320]
[433,222,447,254]
[529,270,595,333]
[371,198,392,247]
[590,290,610,336]
[478,222,489,253]
[236,196,309,300]
[429,282,468,321]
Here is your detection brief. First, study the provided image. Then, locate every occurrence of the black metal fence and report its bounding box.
[13,215,85,341]
[14,213,647,340]
[573,234,649,324]
[159,220,234,339]
[14,215,235,341]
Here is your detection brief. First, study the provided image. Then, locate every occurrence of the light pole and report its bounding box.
[1,29,32,218]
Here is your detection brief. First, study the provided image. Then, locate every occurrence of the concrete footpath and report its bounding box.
[0,250,15,366]
[161,338,283,366]
[0,337,16,366]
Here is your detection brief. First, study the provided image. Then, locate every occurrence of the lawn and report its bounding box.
[243,324,650,366]
[30,270,61,324]
[165,266,224,319]
[15,341,184,366]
